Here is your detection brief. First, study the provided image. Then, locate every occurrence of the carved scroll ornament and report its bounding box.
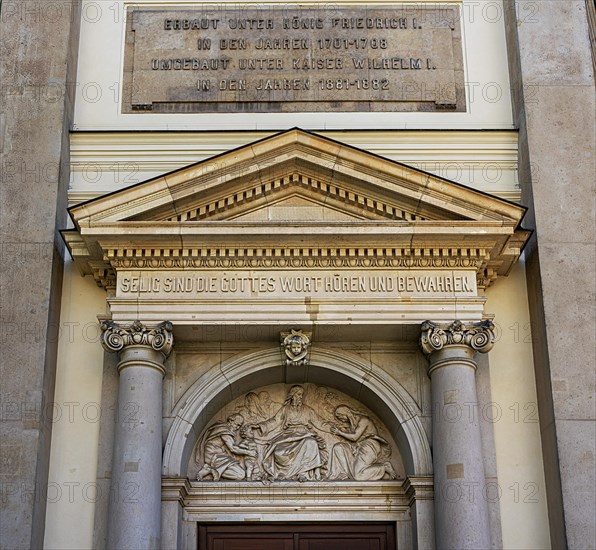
[100,319,174,356]
[419,319,495,355]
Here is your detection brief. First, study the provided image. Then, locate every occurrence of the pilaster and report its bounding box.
[0,2,82,547]
[503,2,596,547]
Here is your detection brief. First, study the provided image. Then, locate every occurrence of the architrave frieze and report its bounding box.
[163,478,412,520]
[64,225,522,291]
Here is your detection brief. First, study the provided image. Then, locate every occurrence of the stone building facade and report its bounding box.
[1,1,594,549]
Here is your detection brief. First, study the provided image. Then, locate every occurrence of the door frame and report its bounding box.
[198,521,397,550]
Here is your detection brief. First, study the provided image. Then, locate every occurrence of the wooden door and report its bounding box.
[198,523,395,550]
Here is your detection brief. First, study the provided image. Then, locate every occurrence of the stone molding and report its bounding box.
[402,476,435,506]
[419,319,495,356]
[73,243,497,290]
[90,262,116,289]
[103,245,495,289]
[68,129,528,226]
[163,172,427,222]
[161,477,423,549]
[105,246,488,269]
[100,319,174,357]
[64,129,530,294]
[181,480,410,515]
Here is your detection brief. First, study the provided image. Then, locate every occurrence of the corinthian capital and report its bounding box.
[420,320,495,355]
[100,320,174,357]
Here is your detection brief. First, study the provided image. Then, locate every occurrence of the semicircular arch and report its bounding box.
[163,346,432,477]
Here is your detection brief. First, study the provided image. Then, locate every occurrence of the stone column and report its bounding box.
[101,320,174,550]
[420,320,495,550]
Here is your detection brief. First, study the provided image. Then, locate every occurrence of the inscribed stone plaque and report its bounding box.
[122,5,465,113]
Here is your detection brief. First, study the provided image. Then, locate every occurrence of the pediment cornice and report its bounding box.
[64,129,530,292]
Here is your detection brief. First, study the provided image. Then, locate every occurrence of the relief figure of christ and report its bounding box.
[253,385,330,481]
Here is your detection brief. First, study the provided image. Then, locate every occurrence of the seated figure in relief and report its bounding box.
[196,413,257,481]
[329,405,398,481]
[253,385,329,482]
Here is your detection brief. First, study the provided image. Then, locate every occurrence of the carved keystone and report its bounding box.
[280,329,312,367]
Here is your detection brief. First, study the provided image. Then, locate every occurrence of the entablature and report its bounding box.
[63,129,530,317]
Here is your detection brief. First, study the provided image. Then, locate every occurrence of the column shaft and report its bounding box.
[108,349,165,549]
[430,346,490,550]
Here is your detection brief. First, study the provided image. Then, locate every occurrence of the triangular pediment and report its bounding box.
[69,128,523,226]
[64,128,530,290]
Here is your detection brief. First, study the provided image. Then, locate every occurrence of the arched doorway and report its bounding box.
[162,346,434,549]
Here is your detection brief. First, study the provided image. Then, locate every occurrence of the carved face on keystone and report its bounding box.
[289,338,303,356]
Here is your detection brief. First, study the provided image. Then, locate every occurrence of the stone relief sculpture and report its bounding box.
[234,392,268,424]
[196,413,257,481]
[329,405,397,481]
[256,391,281,417]
[253,385,328,481]
[194,384,402,482]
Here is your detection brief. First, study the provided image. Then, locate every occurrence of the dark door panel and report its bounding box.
[299,537,382,550]
[199,523,395,550]
[213,538,293,550]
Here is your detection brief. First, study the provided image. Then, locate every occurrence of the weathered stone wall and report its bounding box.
[504,1,596,547]
[0,2,81,548]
